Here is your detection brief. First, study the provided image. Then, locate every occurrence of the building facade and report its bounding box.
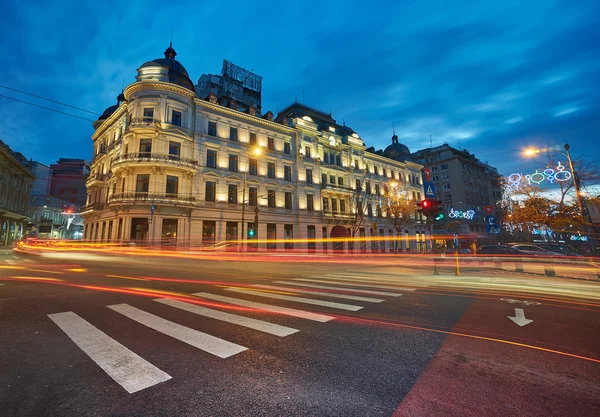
[82,45,426,252]
[0,140,34,245]
[412,144,502,239]
[49,158,90,207]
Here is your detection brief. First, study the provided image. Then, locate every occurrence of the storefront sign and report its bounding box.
[449,208,475,220]
[570,235,588,241]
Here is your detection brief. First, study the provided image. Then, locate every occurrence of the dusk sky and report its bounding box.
[1,0,598,177]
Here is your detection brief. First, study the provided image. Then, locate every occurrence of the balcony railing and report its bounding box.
[320,183,355,193]
[86,173,111,183]
[128,117,161,129]
[322,211,355,220]
[113,153,199,168]
[80,202,106,212]
[108,192,196,205]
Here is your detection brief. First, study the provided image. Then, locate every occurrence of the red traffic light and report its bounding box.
[421,200,430,208]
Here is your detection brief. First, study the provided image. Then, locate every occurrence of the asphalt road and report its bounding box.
[1,249,599,417]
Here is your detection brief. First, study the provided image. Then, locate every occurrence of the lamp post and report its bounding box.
[241,147,262,250]
[523,143,585,218]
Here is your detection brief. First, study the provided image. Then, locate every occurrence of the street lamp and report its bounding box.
[522,143,585,217]
[241,147,262,249]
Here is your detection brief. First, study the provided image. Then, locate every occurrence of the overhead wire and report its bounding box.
[0,94,97,122]
[0,84,100,115]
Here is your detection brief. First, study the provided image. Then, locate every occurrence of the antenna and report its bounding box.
[430,134,432,147]
[170,28,173,44]
[392,123,396,135]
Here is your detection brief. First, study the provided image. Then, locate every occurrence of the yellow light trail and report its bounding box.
[105,274,150,281]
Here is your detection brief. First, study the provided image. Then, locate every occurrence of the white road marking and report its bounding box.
[108,304,247,359]
[154,298,299,337]
[317,273,420,286]
[225,288,363,311]
[0,283,5,286]
[277,280,402,297]
[252,284,384,303]
[192,292,334,322]
[48,311,171,394]
[306,277,416,291]
[5,260,16,265]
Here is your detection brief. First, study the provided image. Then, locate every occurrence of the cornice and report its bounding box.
[195,99,297,135]
[124,81,196,101]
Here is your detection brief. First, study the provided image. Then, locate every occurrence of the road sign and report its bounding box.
[485,215,497,225]
[483,206,494,214]
[487,224,501,235]
[423,168,431,181]
[424,182,435,197]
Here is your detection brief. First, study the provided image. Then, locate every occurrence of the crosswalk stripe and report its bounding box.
[252,284,384,303]
[317,273,413,283]
[306,277,416,291]
[5,260,15,265]
[48,311,171,394]
[225,288,363,311]
[154,298,299,337]
[108,304,247,359]
[192,292,334,322]
[275,280,402,297]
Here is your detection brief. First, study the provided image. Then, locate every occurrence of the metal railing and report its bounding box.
[86,173,111,183]
[320,183,355,193]
[128,117,161,128]
[81,202,106,212]
[113,153,199,167]
[108,193,196,205]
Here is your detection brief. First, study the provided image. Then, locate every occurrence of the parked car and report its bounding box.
[478,245,521,255]
[510,244,563,257]
[536,243,584,257]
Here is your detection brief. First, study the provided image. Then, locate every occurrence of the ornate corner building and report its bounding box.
[82,44,426,252]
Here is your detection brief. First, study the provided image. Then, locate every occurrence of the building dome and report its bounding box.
[383,133,412,161]
[137,43,194,91]
[98,104,118,121]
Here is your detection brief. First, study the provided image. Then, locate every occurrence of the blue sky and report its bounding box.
[0,0,598,176]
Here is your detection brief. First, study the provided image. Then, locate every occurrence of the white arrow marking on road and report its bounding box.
[507,308,533,327]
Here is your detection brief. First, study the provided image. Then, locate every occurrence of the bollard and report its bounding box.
[544,261,556,277]
[515,258,524,272]
[433,257,440,275]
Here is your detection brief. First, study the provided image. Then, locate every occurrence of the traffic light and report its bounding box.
[418,199,443,219]
[248,228,255,237]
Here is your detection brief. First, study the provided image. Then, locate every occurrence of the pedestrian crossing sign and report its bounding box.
[424,182,435,197]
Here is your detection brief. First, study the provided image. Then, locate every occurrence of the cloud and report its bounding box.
[0,0,598,180]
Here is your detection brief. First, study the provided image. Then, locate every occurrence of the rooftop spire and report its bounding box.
[164,40,177,60]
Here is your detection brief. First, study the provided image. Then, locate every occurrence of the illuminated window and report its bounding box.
[168,141,180,159]
[143,108,154,121]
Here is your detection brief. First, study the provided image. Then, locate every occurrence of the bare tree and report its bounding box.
[379,183,417,252]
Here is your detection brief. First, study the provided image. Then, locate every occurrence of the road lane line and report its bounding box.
[316,273,420,286]
[154,298,299,337]
[48,311,171,394]
[192,292,334,322]
[107,304,247,359]
[225,288,363,311]
[252,284,384,303]
[277,281,402,297]
[306,277,416,291]
[294,278,412,296]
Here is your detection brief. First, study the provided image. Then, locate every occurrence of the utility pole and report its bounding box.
[240,172,246,252]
